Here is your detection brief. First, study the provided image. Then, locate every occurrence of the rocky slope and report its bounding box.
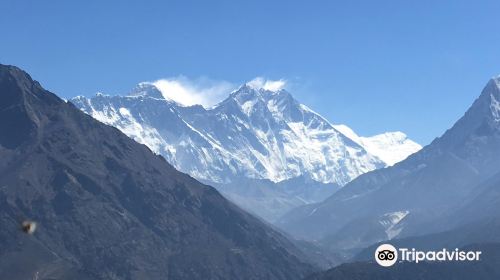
[0,64,314,279]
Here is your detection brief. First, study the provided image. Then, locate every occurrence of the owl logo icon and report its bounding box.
[375,244,398,267]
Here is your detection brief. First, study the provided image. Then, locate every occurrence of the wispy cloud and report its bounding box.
[151,76,288,108]
[152,76,234,107]
[247,77,287,91]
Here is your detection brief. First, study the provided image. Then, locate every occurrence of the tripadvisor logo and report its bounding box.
[375,244,482,267]
[375,244,398,267]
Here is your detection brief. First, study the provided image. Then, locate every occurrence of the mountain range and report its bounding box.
[70,83,420,221]
[278,75,500,256]
[0,64,316,279]
[3,63,500,279]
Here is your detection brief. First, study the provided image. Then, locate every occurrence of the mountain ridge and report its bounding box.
[278,75,500,250]
[70,82,419,222]
[0,63,315,279]
[71,82,421,186]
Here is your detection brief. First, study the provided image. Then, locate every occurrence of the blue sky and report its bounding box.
[2,0,500,144]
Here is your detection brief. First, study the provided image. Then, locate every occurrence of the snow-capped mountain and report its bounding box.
[71,82,420,222]
[279,76,500,248]
[71,83,409,186]
[333,124,422,166]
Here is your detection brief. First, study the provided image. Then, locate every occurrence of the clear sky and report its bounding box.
[2,0,500,145]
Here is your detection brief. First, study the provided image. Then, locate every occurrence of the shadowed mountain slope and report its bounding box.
[279,76,500,250]
[0,64,314,279]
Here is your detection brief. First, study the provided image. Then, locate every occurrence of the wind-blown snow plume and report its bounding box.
[152,76,234,107]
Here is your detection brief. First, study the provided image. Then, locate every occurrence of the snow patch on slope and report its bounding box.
[491,93,500,122]
[379,210,409,239]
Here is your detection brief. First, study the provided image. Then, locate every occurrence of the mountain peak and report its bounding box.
[486,76,500,122]
[127,82,165,99]
[478,76,500,103]
[0,63,31,80]
[231,83,260,97]
[492,75,500,87]
[333,124,421,166]
[227,78,289,104]
[230,83,293,103]
[225,84,302,122]
[0,64,42,101]
[0,64,61,149]
[444,77,500,141]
